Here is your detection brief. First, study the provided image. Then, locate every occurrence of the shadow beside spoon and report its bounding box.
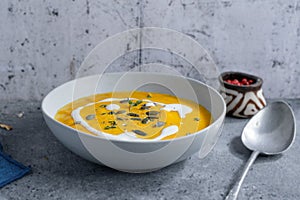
[229,136,283,163]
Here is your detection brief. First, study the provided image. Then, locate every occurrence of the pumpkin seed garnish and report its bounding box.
[133,100,143,106]
[120,98,130,103]
[140,104,150,110]
[141,117,150,124]
[154,121,165,127]
[128,100,133,105]
[116,110,126,114]
[132,130,147,136]
[130,117,141,121]
[146,111,159,116]
[148,116,159,120]
[147,93,152,98]
[194,117,200,121]
[0,123,13,131]
[85,114,95,120]
[127,113,139,117]
[108,120,117,126]
[104,125,117,130]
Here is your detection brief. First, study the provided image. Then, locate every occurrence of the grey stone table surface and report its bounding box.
[0,99,299,200]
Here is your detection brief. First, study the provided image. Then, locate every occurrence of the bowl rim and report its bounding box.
[42,72,226,144]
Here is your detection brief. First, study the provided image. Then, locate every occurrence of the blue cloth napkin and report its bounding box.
[0,142,31,188]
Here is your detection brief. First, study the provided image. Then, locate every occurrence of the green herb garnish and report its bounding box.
[133,100,143,106]
[194,117,200,121]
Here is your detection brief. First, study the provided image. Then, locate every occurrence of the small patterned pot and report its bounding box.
[219,71,267,118]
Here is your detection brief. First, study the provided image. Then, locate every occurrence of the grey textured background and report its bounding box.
[0,0,299,100]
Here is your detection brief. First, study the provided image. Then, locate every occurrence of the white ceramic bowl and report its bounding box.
[42,72,226,173]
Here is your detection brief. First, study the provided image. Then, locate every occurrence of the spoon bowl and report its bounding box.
[226,101,296,200]
[242,101,296,155]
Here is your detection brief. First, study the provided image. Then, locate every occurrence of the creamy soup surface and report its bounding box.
[55,91,212,141]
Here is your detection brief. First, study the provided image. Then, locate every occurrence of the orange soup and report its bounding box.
[55,91,212,141]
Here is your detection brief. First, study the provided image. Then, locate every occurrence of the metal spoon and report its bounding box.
[225,101,296,200]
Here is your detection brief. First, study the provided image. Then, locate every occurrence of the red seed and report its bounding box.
[232,79,239,84]
[225,77,254,86]
[241,78,248,84]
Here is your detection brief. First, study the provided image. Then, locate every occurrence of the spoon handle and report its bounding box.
[225,151,260,200]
